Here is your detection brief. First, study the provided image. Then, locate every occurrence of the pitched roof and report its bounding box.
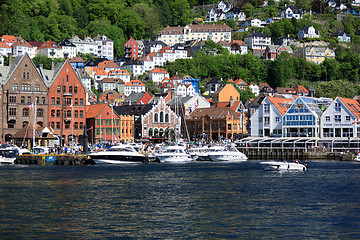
[187,107,240,119]
[38,40,61,49]
[12,124,55,139]
[12,40,32,48]
[94,69,107,76]
[1,35,16,44]
[235,78,247,86]
[28,41,43,47]
[267,96,293,115]
[98,60,120,68]
[231,40,247,47]
[216,101,241,112]
[124,79,145,87]
[258,82,270,90]
[85,104,107,118]
[339,97,360,118]
[295,85,309,93]
[69,56,85,63]
[0,42,10,48]
[149,68,169,74]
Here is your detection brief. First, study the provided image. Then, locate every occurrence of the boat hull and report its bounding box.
[208,153,248,161]
[260,161,307,171]
[89,153,147,164]
[157,155,192,163]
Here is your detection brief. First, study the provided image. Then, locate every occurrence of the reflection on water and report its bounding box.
[0,161,360,239]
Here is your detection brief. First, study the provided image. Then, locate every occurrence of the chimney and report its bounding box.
[7,53,12,66]
[51,59,54,70]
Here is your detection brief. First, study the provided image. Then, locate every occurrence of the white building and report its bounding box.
[58,38,77,59]
[230,40,248,55]
[36,40,63,58]
[0,42,11,57]
[11,40,35,58]
[108,69,131,83]
[149,68,170,84]
[251,96,292,137]
[124,80,146,96]
[244,32,271,51]
[226,7,246,21]
[298,26,320,40]
[249,83,259,96]
[70,35,98,56]
[283,97,332,137]
[93,34,114,60]
[100,78,118,91]
[321,97,360,138]
[280,6,303,19]
[120,59,144,77]
[157,24,231,46]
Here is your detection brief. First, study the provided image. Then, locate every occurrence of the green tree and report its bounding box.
[316,80,357,99]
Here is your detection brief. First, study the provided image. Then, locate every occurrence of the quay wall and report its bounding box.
[15,154,95,165]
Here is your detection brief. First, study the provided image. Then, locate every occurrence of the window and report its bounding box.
[34,84,40,91]
[22,121,29,127]
[51,110,55,117]
[264,104,270,113]
[80,122,83,129]
[325,116,330,121]
[56,98,60,105]
[74,87,78,93]
[74,122,78,129]
[154,113,158,122]
[21,96,25,103]
[335,115,341,122]
[35,97,39,104]
[51,122,55,129]
[37,109,43,117]
[62,86,66,93]
[74,110,78,118]
[51,98,55,105]
[160,112,164,122]
[9,96,16,103]
[346,116,350,121]
[80,98,83,106]
[69,86,73,93]
[41,97,45,104]
[57,86,61,93]
[56,122,60,129]
[22,108,29,117]
[56,110,60,117]
[165,113,169,123]
[27,96,31,103]
[75,98,78,105]
[275,117,280,122]
[12,84,17,90]
[9,108,16,116]
[79,110,83,118]
[335,103,341,112]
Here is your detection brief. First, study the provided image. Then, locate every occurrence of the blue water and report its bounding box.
[0,161,359,239]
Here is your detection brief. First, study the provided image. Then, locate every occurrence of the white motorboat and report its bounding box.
[207,145,247,161]
[354,152,360,162]
[188,146,211,161]
[0,146,30,164]
[260,160,308,171]
[89,144,148,164]
[155,145,192,163]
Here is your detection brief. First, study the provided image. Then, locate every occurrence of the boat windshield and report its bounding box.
[107,147,134,152]
[0,150,18,158]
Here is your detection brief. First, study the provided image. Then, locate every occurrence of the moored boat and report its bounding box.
[89,144,148,164]
[155,145,192,163]
[207,145,247,161]
[260,160,307,171]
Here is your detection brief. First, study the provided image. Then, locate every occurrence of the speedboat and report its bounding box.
[0,145,30,164]
[260,160,308,171]
[207,145,247,161]
[354,152,360,162]
[155,145,192,163]
[89,144,148,164]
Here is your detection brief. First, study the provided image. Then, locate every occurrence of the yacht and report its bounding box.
[89,144,148,164]
[260,160,308,171]
[155,145,192,163]
[188,146,211,161]
[354,152,360,162]
[207,145,247,161]
[0,146,31,164]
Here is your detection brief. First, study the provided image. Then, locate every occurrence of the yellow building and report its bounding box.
[305,46,335,64]
[212,83,240,105]
[119,115,134,143]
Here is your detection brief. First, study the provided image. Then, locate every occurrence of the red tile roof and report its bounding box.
[267,96,293,115]
[1,35,16,44]
[98,60,120,68]
[149,68,169,74]
[12,40,32,48]
[94,69,107,76]
[37,40,61,49]
[339,97,360,118]
[125,79,145,87]
[235,78,247,86]
[295,85,309,93]
[0,42,10,48]
[86,104,107,118]
[69,56,85,63]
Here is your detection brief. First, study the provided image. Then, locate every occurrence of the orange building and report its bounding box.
[85,104,131,144]
[48,60,86,145]
[212,83,240,105]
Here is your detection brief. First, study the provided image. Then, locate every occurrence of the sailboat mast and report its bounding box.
[33,101,36,148]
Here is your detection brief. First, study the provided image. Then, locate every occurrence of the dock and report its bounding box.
[15,154,95,165]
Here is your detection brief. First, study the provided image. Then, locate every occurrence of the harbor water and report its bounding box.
[0,161,360,239]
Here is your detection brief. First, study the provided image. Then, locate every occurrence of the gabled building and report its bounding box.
[206,77,224,95]
[275,87,297,99]
[0,42,12,57]
[69,56,85,70]
[58,38,77,59]
[167,93,211,116]
[172,43,188,59]
[93,34,114,60]
[230,40,248,55]
[100,78,122,92]
[107,69,130,83]
[226,7,246,21]
[124,80,146,96]
[234,78,247,90]
[298,26,320,40]
[213,83,240,105]
[244,32,271,51]
[295,85,309,96]
[249,83,259,96]
[76,69,92,91]
[149,68,170,84]
[304,46,335,64]
[283,97,332,137]
[321,97,360,138]
[1,54,49,143]
[11,40,35,58]
[274,35,295,46]
[36,40,63,59]
[160,81,174,94]
[331,31,351,43]
[120,59,144,77]
[70,35,98,56]
[250,96,292,137]
[86,103,123,144]
[46,60,86,145]
[124,37,139,59]
[280,6,303,19]
[264,45,293,60]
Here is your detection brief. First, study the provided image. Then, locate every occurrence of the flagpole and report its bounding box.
[71,102,74,153]
[33,101,36,148]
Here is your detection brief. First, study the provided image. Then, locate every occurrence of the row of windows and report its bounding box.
[12,84,41,91]
[57,85,79,94]
[154,112,170,123]
[51,110,84,118]
[50,97,84,106]
[15,108,44,117]
[9,96,46,104]
[50,122,84,130]
[325,115,351,122]
[96,128,130,135]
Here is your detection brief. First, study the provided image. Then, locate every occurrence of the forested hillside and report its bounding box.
[0,0,218,56]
